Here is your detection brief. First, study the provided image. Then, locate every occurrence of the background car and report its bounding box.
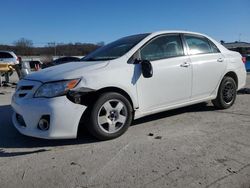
[243,55,250,72]
[0,51,19,65]
[42,56,80,68]
[0,51,19,85]
[28,60,43,71]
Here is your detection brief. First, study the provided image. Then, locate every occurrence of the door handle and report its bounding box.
[180,62,190,67]
[217,58,224,62]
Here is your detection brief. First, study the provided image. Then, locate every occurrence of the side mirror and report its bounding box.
[141,60,153,78]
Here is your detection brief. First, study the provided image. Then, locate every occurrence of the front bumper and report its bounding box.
[11,95,87,139]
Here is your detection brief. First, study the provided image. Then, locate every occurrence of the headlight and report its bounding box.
[34,79,80,98]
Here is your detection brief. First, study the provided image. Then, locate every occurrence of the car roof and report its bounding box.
[0,51,17,57]
[150,30,208,37]
[0,50,15,53]
[148,30,226,50]
[125,30,229,57]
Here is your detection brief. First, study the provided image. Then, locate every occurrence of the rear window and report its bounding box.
[29,61,41,69]
[208,40,220,53]
[0,52,14,58]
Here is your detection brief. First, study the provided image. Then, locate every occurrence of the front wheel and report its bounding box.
[212,76,237,109]
[87,92,133,140]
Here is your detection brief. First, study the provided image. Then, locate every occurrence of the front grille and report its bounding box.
[16,113,26,127]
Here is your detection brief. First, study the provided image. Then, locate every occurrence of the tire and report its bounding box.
[87,92,133,140]
[212,76,237,109]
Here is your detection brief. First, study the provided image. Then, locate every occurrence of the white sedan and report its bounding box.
[11,31,247,140]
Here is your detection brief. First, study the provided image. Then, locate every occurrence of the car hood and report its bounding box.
[25,61,109,82]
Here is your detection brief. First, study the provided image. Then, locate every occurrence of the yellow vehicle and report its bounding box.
[0,63,15,86]
[0,63,14,71]
[0,51,20,86]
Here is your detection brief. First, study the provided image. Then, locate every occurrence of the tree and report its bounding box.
[13,38,33,55]
[1,40,99,56]
[14,38,33,47]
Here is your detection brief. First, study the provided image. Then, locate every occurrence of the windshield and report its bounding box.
[82,33,149,61]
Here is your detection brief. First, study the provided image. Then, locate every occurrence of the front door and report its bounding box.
[136,34,192,112]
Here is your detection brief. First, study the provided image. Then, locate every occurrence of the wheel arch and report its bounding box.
[212,71,238,109]
[212,71,238,98]
[223,71,238,88]
[76,86,135,138]
[94,87,135,109]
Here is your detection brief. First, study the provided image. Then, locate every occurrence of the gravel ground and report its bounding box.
[0,73,250,188]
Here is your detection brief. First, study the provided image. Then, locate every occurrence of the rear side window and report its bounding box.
[208,40,220,53]
[184,35,213,55]
[140,35,184,61]
[0,52,14,58]
[67,57,79,62]
[61,57,69,63]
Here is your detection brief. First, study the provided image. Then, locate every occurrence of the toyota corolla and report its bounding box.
[11,31,247,140]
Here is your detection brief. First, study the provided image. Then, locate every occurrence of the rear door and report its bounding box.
[183,34,227,100]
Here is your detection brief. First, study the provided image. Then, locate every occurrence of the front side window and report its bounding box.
[185,35,213,55]
[140,35,184,61]
[82,34,149,61]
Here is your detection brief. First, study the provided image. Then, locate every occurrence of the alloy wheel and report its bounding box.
[97,99,128,134]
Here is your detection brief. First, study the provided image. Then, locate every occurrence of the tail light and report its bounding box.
[17,57,22,63]
[242,57,246,64]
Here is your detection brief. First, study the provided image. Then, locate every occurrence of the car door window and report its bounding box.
[140,35,184,61]
[185,35,213,55]
[208,40,220,53]
[0,52,13,58]
[29,61,35,69]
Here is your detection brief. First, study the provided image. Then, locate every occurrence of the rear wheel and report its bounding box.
[212,76,237,109]
[87,92,133,140]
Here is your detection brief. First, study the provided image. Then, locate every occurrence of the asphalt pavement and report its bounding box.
[0,73,250,188]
